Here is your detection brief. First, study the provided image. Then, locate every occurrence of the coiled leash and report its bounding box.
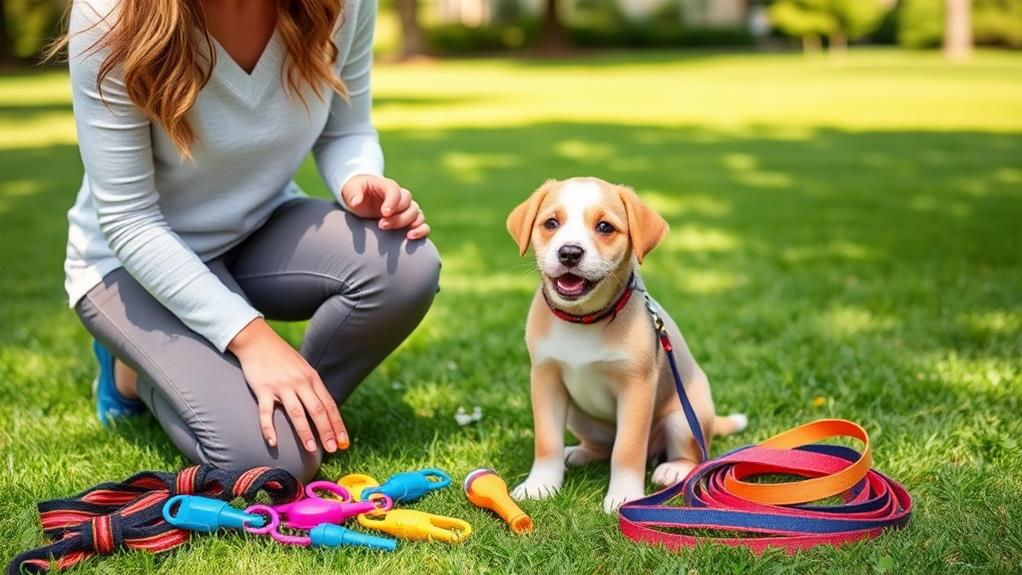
[7,465,302,574]
[617,295,913,553]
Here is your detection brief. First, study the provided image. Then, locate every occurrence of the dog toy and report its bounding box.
[162,495,265,532]
[244,506,396,551]
[360,468,451,503]
[357,509,472,543]
[337,473,380,501]
[306,524,397,551]
[463,468,533,534]
[259,481,392,530]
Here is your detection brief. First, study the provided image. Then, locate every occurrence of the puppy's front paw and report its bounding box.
[652,460,696,486]
[512,476,562,501]
[603,487,645,514]
[603,474,646,514]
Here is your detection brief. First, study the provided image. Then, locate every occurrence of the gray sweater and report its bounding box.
[64,0,383,351]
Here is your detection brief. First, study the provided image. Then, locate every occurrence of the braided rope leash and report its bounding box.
[618,295,913,552]
[8,465,303,574]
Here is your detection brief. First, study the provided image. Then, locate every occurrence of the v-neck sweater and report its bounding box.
[64,0,383,351]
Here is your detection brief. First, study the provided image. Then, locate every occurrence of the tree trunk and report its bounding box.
[539,0,569,53]
[397,0,426,59]
[944,0,972,61]
[0,0,11,64]
[802,34,821,55]
[829,29,847,55]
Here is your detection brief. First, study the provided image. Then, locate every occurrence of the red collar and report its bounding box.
[544,275,636,325]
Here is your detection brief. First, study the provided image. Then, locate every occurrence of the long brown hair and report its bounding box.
[50,0,347,158]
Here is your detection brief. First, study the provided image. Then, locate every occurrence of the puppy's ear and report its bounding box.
[506,180,556,256]
[618,186,669,264]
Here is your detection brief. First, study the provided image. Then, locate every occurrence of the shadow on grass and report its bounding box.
[1,122,1020,487]
[374,95,486,109]
[416,49,764,69]
[0,102,73,117]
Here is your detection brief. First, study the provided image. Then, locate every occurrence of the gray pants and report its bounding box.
[75,198,441,481]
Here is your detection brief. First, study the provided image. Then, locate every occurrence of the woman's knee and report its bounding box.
[401,238,441,301]
[203,415,322,483]
[384,237,441,311]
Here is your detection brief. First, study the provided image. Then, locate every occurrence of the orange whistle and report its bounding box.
[463,468,533,534]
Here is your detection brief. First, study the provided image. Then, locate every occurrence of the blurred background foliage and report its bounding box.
[767,0,891,52]
[1,0,1020,63]
[898,0,1022,48]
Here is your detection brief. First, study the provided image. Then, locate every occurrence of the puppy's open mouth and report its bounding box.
[550,273,597,300]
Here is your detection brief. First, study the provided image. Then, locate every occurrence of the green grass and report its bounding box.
[2,49,1021,574]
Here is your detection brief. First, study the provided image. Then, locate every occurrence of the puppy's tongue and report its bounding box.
[556,273,586,296]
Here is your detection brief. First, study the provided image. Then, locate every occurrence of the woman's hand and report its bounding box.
[341,175,430,240]
[228,318,347,453]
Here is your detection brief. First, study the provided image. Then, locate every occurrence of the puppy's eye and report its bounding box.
[543,218,559,230]
[596,221,616,235]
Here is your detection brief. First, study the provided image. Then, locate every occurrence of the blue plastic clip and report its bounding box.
[162,495,265,533]
[361,468,451,503]
[309,523,397,551]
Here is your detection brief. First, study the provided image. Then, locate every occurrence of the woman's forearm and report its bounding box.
[312,0,384,205]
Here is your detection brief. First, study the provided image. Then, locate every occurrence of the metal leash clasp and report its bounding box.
[644,293,673,352]
[644,293,666,334]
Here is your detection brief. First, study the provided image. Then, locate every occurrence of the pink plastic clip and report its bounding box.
[244,505,312,546]
[242,505,396,550]
[247,481,392,531]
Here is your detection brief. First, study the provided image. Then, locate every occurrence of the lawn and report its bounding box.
[1,49,1021,574]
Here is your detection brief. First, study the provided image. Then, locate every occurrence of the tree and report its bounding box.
[0,0,66,63]
[944,0,972,60]
[768,0,890,54]
[396,0,426,59]
[0,0,11,63]
[898,0,1021,51]
[972,0,1022,48]
[767,0,833,53]
[539,0,569,52]
[898,0,945,48]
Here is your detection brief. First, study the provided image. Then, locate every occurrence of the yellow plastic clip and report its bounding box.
[337,474,380,502]
[357,509,472,543]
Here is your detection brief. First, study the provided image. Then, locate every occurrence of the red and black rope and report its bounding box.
[8,465,302,575]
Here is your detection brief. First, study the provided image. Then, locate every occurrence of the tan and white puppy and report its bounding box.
[506,177,747,513]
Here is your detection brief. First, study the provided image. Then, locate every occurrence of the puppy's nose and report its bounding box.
[557,245,584,267]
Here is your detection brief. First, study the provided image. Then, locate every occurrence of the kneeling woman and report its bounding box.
[61,0,439,480]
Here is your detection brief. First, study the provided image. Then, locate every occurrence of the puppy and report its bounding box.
[506,177,747,513]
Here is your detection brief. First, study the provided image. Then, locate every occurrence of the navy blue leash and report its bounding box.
[642,293,708,461]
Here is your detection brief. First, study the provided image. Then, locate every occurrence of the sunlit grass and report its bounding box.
[369,49,1022,132]
[1,49,1021,574]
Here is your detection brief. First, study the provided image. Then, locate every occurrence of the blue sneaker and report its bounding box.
[92,340,144,425]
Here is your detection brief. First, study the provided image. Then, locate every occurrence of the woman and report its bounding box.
[61,0,440,481]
